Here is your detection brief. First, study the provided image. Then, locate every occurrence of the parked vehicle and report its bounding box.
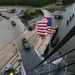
[21,9,24,12]
[4,16,9,19]
[11,21,16,26]
[28,24,35,31]
[2,15,6,18]
[5,64,14,72]
[22,38,30,50]
[7,9,16,13]
[2,15,9,19]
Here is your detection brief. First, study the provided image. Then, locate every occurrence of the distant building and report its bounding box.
[56,0,63,5]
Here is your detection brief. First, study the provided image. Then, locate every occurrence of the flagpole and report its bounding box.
[49,12,52,75]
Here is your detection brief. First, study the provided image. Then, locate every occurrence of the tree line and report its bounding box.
[0,0,55,7]
[0,0,75,6]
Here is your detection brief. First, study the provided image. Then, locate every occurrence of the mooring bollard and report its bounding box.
[13,43,15,46]
[72,14,74,18]
[70,16,72,22]
[67,20,69,25]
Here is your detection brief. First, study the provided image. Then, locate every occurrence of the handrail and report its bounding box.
[38,61,75,75]
[45,48,75,67]
[32,48,75,72]
[26,25,75,71]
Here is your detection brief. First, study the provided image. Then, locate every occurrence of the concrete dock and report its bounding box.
[0,9,51,69]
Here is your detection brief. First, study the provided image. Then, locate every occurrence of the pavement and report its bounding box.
[0,16,25,50]
[41,9,52,18]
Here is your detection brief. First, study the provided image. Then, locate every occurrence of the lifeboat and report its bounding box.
[54,15,63,19]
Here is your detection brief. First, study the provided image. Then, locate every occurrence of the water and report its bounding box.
[51,4,75,55]
[51,4,75,73]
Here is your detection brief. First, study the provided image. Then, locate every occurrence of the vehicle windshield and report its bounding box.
[25,43,30,48]
[23,40,27,43]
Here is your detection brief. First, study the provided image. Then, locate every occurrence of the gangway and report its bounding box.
[18,47,65,75]
[18,47,50,75]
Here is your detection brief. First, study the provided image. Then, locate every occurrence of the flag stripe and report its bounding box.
[37,24,47,26]
[37,30,47,32]
[37,32,46,36]
[37,27,47,29]
[38,20,48,22]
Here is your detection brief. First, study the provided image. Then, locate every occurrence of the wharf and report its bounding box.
[0,9,51,71]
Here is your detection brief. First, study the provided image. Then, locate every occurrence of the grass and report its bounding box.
[20,7,42,23]
[20,4,65,23]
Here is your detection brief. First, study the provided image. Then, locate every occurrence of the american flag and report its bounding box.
[37,17,52,36]
[37,17,48,36]
[47,18,52,34]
